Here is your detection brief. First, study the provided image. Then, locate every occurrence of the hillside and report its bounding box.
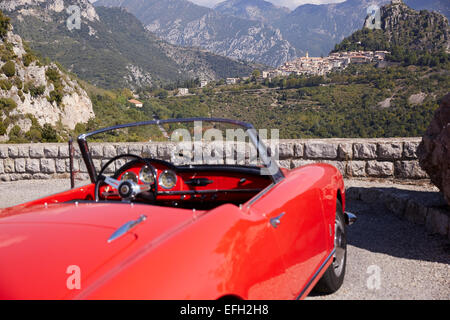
[94,0,298,67]
[1,0,254,89]
[95,0,450,61]
[274,0,449,57]
[136,3,449,140]
[0,10,94,143]
[333,1,449,66]
[214,0,290,23]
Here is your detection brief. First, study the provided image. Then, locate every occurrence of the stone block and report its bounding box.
[403,141,420,159]
[338,143,353,160]
[103,145,117,158]
[304,142,337,159]
[26,159,40,173]
[395,161,428,179]
[55,159,67,173]
[347,161,366,177]
[276,159,292,169]
[377,142,403,160]
[8,146,18,158]
[29,145,44,158]
[0,146,8,158]
[366,161,394,177]
[294,142,304,158]
[40,159,56,174]
[14,158,26,173]
[32,173,51,180]
[129,144,143,156]
[116,144,128,155]
[278,142,294,159]
[44,145,59,158]
[17,145,29,157]
[142,144,158,158]
[59,145,70,158]
[353,143,377,159]
[4,159,14,173]
[90,145,103,158]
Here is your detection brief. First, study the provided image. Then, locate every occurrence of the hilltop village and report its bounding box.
[265,51,389,78]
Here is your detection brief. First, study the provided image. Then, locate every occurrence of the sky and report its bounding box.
[89,0,347,10]
[190,0,346,10]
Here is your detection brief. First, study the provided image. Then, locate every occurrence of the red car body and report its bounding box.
[0,119,348,300]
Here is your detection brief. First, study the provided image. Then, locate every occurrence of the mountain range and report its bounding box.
[94,0,298,67]
[96,0,450,61]
[0,0,254,89]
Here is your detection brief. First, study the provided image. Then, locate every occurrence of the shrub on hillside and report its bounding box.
[0,11,10,40]
[1,60,15,77]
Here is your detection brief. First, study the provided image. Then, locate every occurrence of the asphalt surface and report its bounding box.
[0,179,449,300]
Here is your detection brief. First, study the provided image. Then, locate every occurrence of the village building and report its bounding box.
[226,78,239,85]
[177,88,190,96]
[128,99,143,108]
[268,50,389,78]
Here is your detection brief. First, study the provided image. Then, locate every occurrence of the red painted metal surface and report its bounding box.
[0,163,345,300]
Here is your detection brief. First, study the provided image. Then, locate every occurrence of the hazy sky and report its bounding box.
[89,0,347,10]
[190,0,346,10]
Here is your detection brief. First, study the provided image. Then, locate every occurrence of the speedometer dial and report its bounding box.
[121,171,138,183]
[139,165,156,184]
[159,170,177,189]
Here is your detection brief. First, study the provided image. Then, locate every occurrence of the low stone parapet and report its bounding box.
[0,138,427,181]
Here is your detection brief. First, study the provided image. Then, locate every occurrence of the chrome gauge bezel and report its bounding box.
[139,165,156,185]
[121,171,138,184]
[158,170,177,189]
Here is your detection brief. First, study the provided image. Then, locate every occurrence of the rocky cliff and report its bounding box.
[2,0,254,89]
[0,14,94,141]
[94,0,298,67]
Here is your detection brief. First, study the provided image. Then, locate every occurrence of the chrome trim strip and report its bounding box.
[107,214,147,243]
[296,248,336,300]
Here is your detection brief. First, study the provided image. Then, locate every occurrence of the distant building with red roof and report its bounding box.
[128,99,143,108]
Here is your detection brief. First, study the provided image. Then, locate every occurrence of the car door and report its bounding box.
[248,172,329,298]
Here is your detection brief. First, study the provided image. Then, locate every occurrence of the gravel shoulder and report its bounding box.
[0,178,449,300]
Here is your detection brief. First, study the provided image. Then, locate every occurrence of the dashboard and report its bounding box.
[100,159,272,204]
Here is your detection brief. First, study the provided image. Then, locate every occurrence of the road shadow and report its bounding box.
[345,187,450,265]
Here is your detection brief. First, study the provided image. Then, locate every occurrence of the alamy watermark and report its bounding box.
[366,265,382,290]
[66,5,81,31]
[366,5,382,30]
[169,121,280,176]
[66,265,81,290]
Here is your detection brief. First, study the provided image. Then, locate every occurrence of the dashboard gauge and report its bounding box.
[121,171,138,184]
[139,165,156,184]
[159,170,177,189]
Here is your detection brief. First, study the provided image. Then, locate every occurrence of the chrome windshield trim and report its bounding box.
[77,118,285,184]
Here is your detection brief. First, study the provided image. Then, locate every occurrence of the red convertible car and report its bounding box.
[0,118,355,300]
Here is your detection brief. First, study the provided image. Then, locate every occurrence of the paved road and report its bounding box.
[0,179,449,299]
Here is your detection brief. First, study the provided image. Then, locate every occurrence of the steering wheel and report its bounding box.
[94,154,158,202]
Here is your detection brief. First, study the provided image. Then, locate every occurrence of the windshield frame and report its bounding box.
[77,117,285,184]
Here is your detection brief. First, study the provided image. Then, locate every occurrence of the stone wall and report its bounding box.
[0,137,427,182]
